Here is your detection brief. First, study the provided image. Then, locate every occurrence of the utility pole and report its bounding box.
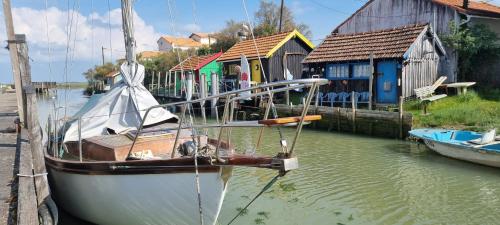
[101,46,106,65]
[278,0,284,32]
[3,0,25,124]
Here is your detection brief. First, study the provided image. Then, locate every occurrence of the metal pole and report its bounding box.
[78,117,83,162]
[101,46,105,65]
[289,83,318,156]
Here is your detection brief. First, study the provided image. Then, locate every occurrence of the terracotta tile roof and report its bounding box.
[104,70,120,78]
[159,36,203,48]
[138,51,163,59]
[217,32,291,62]
[433,0,500,17]
[170,52,223,71]
[304,24,428,63]
[217,30,314,62]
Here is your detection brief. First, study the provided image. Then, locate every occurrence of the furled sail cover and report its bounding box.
[63,63,177,142]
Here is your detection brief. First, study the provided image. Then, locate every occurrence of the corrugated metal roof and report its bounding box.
[304,24,427,63]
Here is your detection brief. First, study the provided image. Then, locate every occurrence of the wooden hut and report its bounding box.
[217,29,314,84]
[303,24,446,105]
[169,52,223,95]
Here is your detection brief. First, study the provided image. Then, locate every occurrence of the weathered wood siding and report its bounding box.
[402,29,441,98]
[267,37,312,81]
[334,0,460,83]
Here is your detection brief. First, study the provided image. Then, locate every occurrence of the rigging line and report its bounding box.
[62,0,77,119]
[69,0,81,79]
[44,0,53,84]
[241,0,288,152]
[226,174,281,225]
[91,0,95,67]
[107,0,113,63]
[191,0,199,29]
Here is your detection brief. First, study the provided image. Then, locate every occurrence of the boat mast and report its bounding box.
[121,0,136,67]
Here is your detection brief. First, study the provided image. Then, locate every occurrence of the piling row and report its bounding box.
[274,104,413,139]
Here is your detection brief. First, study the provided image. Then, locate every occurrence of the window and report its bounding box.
[325,64,349,79]
[353,64,371,78]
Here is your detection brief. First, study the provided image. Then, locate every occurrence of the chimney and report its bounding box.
[463,0,469,9]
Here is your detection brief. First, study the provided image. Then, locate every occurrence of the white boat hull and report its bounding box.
[423,139,500,167]
[48,167,230,225]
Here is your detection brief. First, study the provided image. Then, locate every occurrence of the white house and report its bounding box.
[157,36,203,51]
[189,33,217,45]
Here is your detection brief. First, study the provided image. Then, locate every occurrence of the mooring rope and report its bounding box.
[226,174,281,225]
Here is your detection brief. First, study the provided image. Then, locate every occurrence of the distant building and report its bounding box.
[330,0,500,84]
[157,36,203,51]
[104,70,122,91]
[138,51,163,61]
[189,33,217,45]
[217,29,314,84]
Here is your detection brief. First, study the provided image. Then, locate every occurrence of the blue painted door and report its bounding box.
[376,61,398,104]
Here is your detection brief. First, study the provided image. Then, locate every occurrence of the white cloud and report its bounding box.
[180,23,201,34]
[0,7,160,63]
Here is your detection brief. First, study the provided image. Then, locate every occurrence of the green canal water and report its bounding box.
[38,89,500,225]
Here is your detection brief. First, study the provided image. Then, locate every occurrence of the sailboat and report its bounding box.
[45,1,327,224]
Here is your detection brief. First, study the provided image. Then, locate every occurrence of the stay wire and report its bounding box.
[226,174,281,225]
[107,0,113,63]
[241,0,287,152]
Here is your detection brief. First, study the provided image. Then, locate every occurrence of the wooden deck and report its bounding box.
[0,91,38,225]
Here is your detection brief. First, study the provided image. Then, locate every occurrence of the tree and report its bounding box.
[442,23,500,85]
[211,20,246,52]
[253,0,311,38]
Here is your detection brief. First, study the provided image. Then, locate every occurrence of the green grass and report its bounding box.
[404,91,500,132]
[56,82,88,89]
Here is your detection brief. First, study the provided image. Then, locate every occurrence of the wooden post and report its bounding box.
[337,107,341,131]
[3,0,25,124]
[211,72,219,118]
[174,71,177,97]
[399,96,404,139]
[157,71,161,96]
[351,91,356,133]
[369,52,374,110]
[18,36,50,205]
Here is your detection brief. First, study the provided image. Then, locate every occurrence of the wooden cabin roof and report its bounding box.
[170,52,223,72]
[217,29,314,62]
[304,24,430,63]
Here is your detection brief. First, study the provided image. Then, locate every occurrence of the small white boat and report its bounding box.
[410,129,500,167]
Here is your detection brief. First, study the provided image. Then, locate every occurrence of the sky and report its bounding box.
[0,0,499,83]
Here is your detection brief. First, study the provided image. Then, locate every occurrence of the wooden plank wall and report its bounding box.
[267,38,311,81]
[17,130,38,225]
[334,0,459,83]
[402,30,440,98]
